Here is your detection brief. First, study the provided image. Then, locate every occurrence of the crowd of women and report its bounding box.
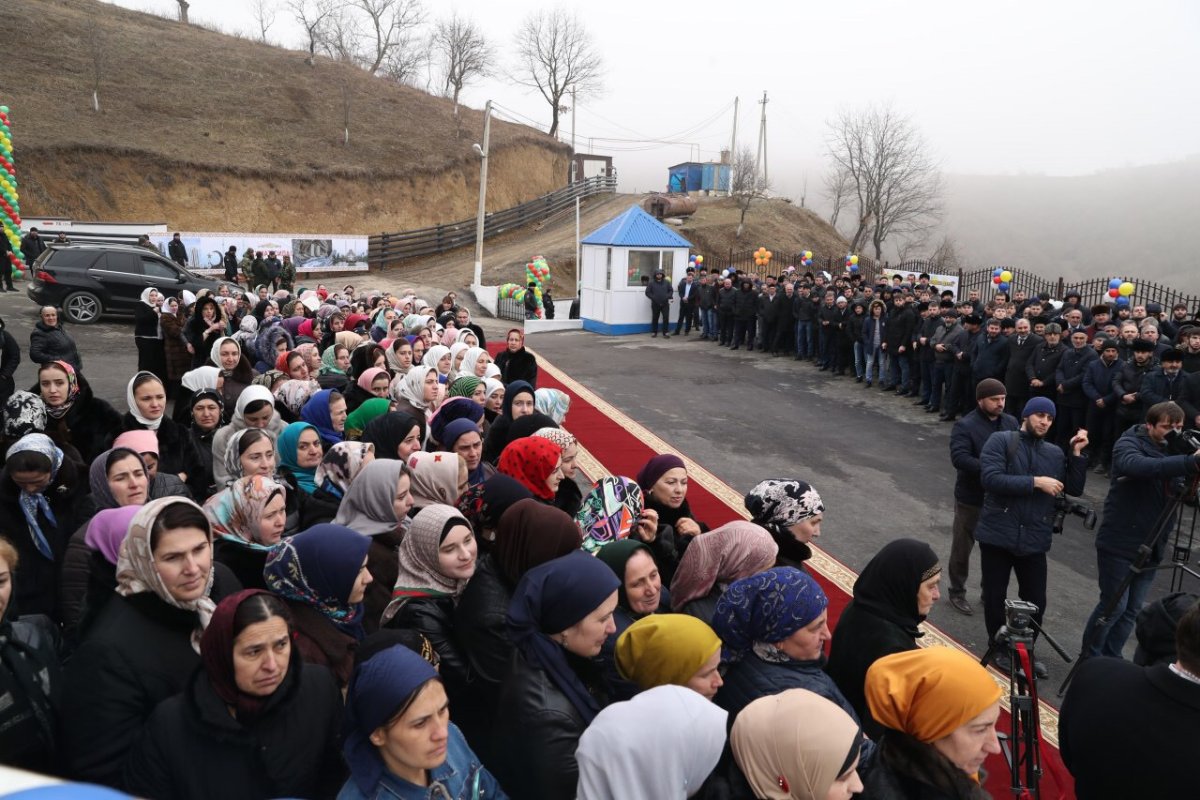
[0,282,1012,799]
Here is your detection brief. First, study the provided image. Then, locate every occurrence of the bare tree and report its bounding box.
[319,4,363,63]
[730,146,771,240]
[928,234,962,273]
[176,0,189,24]
[339,73,354,146]
[822,165,852,228]
[251,0,277,42]
[431,12,493,136]
[288,0,336,66]
[512,9,603,138]
[88,32,108,113]
[377,27,429,86]
[352,0,425,75]
[825,105,943,260]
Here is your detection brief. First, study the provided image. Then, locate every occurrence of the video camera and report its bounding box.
[1003,599,1039,638]
[1052,493,1097,534]
[1166,428,1200,457]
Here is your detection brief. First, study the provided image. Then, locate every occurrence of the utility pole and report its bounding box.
[472,100,492,289]
[727,96,738,194]
[755,90,769,185]
[570,89,577,182]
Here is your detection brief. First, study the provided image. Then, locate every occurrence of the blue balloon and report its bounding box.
[1108,278,1122,290]
[998,281,1010,292]
[993,268,1003,277]
[1115,296,1130,307]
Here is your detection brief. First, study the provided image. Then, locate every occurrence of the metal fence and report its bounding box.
[497,295,577,322]
[368,175,617,269]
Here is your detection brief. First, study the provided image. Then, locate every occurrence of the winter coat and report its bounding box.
[715,651,860,724]
[929,321,964,364]
[280,599,357,688]
[974,428,1088,556]
[0,612,61,773]
[733,287,758,321]
[1055,346,1098,408]
[336,723,506,800]
[36,377,124,466]
[644,277,673,305]
[251,258,270,287]
[1094,424,1199,563]
[1082,357,1123,405]
[133,302,161,340]
[862,316,887,349]
[0,326,18,407]
[859,731,990,800]
[167,238,188,266]
[1060,659,1200,800]
[1025,341,1066,397]
[125,663,344,800]
[1182,371,1200,427]
[20,233,46,264]
[279,259,296,290]
[793,293,817,322]
[698,282,718,310]
[717,286,737,314]
[1113,360,1155,423]
[949,408,1019,506]
[677,277,699,306]
[158,307,192,381]
[223,251,238,280]
[364,530,403,633]
[454,555,515,701]
[493,348,538,388]
[29,321,82,371]
[0,457,88,621]
[1140,367,1188,408]
[121,413,206,498]
[492,649,604,800]
[970,334,1009,383]
[1004,333,1042,396]
[845,310,867,345]
[884,306,916,351]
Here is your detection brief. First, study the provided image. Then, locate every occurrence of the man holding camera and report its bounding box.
[975,396,1089,676]
[1081,401,1200,658]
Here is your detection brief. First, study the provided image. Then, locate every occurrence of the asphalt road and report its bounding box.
[525,327,1200,699]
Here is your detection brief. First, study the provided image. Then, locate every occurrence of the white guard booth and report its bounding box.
[579,205,692,335]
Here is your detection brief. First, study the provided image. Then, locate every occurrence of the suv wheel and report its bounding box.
[62,291,103,324]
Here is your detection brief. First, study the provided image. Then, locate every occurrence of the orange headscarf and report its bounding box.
[865,646,1001,744]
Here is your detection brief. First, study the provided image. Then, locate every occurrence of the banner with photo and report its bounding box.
[150,232,370,274]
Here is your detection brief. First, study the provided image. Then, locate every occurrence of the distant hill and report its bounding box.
[939,157,1200,291]
[679,197,850,266]
[0,0,569,232]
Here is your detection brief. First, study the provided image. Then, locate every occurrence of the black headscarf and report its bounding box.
[360,412,424,460]
[851,538,941,637]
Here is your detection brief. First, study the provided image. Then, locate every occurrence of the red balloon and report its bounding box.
[993,276,1002,284]
[1108,288,1119,298]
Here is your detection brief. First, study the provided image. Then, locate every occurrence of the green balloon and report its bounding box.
[0,106,9,113]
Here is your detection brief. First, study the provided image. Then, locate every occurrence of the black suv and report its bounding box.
[25,244,241,324]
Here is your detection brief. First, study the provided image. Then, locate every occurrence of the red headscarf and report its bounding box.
[297,318,315,339]
[200,589,293,723]
[497,436,562,500]
[274,351,295,373]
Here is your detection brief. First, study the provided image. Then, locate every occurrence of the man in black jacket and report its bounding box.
[696,273,718,340]
[947,378,1018,615]
[730,279,758,351]
[1113,338,1157,428]
[222,245,238,282]
[167,232,188,266]
[19,227,45,268]
[716,277,736,345]
[674,269,698,336]
[645,268,673,338]
[756,283,780,354]
[1141,348,1188,408]
[1055,329,1098,450]
[882,292,916,394]
[1061,601,1200,799]
[793,284,817,360]
[1026,323,1066,401]
[1004,317,1042,416]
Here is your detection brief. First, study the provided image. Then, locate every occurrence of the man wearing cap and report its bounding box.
[716,276,736,345]
[1141,349,1188,410]
[975,397,1089,675]
[1114,338,1159,429]
[1161,303,1191,342]
[1083,339,1124,475]
[948,378,1019,615]
[645,268,673,338]
[926,307,963,414]
[943,313,982,421]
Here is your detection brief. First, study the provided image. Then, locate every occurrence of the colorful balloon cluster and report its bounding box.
[845,253,859,273]
[688,253,704,270]
[1106,278,1135,307]
[0,105,25,280]
[800,250,813,268]
[991,268,1014,293]
[753,247,772,267]
[498,255,552,319]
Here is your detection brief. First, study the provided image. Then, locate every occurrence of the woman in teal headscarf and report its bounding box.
[277,421,323,495]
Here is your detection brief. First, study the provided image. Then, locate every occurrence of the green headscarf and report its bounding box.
[448,375,482,399]
[345,398,392,439]
[320,344,346,375]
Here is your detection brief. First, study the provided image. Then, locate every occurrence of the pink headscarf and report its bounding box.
[668,521,779,611]
[85,506,141,565]
[357,367,389,394]
[113,429,159,456]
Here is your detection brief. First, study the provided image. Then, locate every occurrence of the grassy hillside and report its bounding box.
[679,197,851,266]
[0,0,569,231]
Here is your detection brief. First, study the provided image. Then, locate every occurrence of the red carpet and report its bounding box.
[492,342,1075,799]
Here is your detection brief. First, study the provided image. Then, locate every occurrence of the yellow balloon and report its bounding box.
[1118,282,1134,297]
[1000,270,1013,283]
[849,255,859,265]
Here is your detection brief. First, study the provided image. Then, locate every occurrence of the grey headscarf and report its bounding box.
[332,459,407,537]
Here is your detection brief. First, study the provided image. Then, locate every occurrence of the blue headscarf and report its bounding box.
[278,421,320,494]
[429,397,484,447]
[507,550,620,722]
[6,434,64,560]
[441,418,486,485]
[712,567,828,662]
[343,645,440,794]
[264,524,369,639]
[300,389,344,444]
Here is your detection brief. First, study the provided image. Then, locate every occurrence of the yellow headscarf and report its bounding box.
[615,613,721,691]
[865,646,1002,744]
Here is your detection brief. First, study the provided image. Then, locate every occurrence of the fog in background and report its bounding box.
[106,0,1200,288]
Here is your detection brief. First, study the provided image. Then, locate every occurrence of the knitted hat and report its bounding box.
[636,454,686,492]
[1022,397,1056,419]
[975,378,1006,401]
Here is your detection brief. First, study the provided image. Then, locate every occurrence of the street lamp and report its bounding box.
[472,100,492,290]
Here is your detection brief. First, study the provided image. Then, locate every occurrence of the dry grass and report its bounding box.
[678,197,851,264]
[1,0,564,178]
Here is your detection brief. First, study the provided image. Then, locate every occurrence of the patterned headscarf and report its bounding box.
[223,428,271,486]
[534,388,571,425]
[712,567,828,662]
[447,376,481,400]
[204,475,286,547]
[456,475,534,544]
[6,433,64,560]
[275,379,321,417]
[577,477,643,555]
[4,391,47,438]
[406,450,464,507]
[264,524,371,639]
[497,436,562,501]
[252,370,286,390]
[744,479,825,528]
[333,459,407,537]
[320,343,347,376]
[669,522,779,611]
[384,504,474,617]
[392,367,436,411]
[315,441,375,498]
[42,361,79,420]
[533,426,576,453]
[116,497,216,652]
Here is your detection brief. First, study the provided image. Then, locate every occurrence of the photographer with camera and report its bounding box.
[975,396,1088,676]
[1081,401,1200,658]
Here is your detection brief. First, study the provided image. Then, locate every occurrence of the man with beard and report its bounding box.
[1056,329,1098,451]
[975,397,1089,676]
[1004,318,1043,417]
[1113,339,1159,429]
[645,268,673,338]
[1141,349,1189,408]
[1027,323,1066,401]
[1083,339,1125,475]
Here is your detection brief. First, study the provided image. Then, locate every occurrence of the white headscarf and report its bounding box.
[209,335,242,370]
[576,685,727,799]
[392,367,436,411]
[181,366,220,392]
[423,345,451,375]
[126,372,164,430]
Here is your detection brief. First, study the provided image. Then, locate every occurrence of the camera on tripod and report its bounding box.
[1003,599,1039,638]
[1165,428,1200,457]
[1051,493,1097,534]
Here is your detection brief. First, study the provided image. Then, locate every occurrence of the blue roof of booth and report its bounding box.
[581,205,693,248]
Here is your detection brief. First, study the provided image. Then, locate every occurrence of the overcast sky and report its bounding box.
[107,0,1200,199]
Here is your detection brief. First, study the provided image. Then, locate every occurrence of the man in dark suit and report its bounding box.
[1061,600,1200,799]
[1003,317,1042,417]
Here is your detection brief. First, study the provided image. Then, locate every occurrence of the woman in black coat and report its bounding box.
[29,305,82,371]
[124,591,344,800]
[826,538,943,740]
[185,296,229,370]
[36,362,124,465]
[122,372,207,498]
[134,288,168,381]
[493,328,538,387]
[61,498,241,789]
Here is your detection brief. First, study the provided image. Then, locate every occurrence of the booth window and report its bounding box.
[605,247,613,290]
[627,250,670,287]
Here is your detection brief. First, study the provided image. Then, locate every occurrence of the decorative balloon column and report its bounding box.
[845,253,859,274]
[991,268,1014,294]
[753,247,772,270]
[0,105,25,282]
[1107,278,1136,309]
[498,255,550,319]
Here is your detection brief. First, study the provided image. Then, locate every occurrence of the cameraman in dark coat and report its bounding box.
[975,396,1088,675]
[1080,401,1200,659]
